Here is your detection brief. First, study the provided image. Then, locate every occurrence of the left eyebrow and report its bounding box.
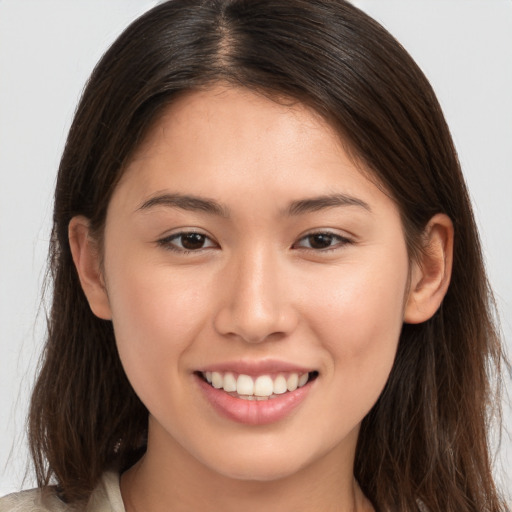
[285,193,371,216]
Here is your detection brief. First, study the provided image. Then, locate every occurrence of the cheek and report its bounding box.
[307,259,406,341]
[303,251,408,403]
[103,257,215,395]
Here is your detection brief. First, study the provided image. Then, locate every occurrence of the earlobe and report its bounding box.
[404,213,454,324]
[68,216,112,320]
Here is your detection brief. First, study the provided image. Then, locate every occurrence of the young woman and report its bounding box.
[0,1,508,511]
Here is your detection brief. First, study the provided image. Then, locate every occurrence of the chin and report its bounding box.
[195,438,329,483]
[209,457,306,483]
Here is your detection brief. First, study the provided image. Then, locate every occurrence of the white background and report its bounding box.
[1,0,511,498]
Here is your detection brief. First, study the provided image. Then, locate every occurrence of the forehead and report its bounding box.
[116,85,392,216]
[132,85,344,162]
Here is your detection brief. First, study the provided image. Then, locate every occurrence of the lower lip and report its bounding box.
[196,375,313,425]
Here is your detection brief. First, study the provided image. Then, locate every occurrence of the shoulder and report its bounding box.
[0,488,67,512]
[0,471,124,512]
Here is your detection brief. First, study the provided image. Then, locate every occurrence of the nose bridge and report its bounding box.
[214,243,296,343]
[239,244,277,316]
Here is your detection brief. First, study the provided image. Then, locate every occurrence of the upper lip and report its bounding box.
[196,359,314,376]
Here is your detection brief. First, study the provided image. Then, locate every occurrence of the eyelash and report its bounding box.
[157,231,217,254]
[157,230,353,254]
[293,231,353,252]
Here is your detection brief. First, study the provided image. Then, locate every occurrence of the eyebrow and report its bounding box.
[136,192,370,217]
[137,193,229,217]
[286,193,371,216]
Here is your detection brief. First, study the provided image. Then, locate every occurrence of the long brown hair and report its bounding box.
[29,1,508,510]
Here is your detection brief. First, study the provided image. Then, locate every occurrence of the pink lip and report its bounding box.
[195,373,314,426]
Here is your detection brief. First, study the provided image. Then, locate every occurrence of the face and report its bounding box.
[97,86,413,481]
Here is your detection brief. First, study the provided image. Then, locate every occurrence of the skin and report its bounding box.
[70,85,453,512]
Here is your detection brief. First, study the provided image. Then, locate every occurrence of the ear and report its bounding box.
[68,216,112,320]
[404,213,454,324]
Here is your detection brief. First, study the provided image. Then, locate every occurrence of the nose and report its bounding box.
[213,246,299,344]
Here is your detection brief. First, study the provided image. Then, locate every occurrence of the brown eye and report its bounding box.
[158,231,217,252]
[180,233,207,250]
[294,232,351,251]
[307,233,335,249]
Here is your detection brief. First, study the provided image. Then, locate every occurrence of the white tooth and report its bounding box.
[287,373,299,391]
[273,375,288,394]
[254,375,273,396]
[205,371,212,383]
[211,371,223,389]
[298,373,309,387]
[223,372,237,392]
[237,374,254,395]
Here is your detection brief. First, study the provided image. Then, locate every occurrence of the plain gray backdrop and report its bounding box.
[1,0,511,497]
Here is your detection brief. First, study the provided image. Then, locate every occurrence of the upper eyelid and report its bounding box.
[292,231,353,249]
[157,230,218,251]
[158,228,214,241]
[155,228,353,247]
[295,229,353,242]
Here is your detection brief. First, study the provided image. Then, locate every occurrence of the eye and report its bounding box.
[158,231,217,252]
[294,232,352,251]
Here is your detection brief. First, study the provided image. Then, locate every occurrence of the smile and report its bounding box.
[199,371,317,400]
[195,367,317,424]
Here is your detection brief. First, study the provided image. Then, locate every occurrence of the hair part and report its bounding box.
[29,1,507,510]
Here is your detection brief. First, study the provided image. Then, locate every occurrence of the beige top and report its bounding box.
[0,472,124,512]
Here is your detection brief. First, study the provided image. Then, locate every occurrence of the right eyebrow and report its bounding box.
[136,193,229,218]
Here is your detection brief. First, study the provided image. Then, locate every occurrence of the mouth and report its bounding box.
[195,370,319,401]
